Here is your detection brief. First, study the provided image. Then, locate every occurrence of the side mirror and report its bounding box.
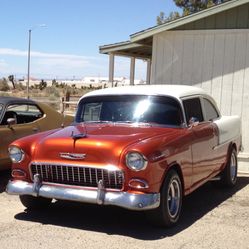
[189,117,199,128]
[7,118,17,127]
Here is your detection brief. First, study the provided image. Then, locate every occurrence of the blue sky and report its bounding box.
[0,0,180,80]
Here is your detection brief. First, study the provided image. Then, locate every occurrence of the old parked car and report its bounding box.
[0,96,73,170]
[6,85,241,226]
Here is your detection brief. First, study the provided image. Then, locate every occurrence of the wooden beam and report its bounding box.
[130,57,135,85]
[146,59,151,85]
[109,53,115,87]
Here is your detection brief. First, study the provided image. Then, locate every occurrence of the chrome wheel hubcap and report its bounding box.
[230,152,237,182]
[167,179,181,218]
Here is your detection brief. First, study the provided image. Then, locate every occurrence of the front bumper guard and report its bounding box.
[6,174,160,211]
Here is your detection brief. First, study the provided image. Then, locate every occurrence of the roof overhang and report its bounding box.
[99,41,152,59]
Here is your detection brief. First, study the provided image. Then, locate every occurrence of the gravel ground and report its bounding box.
[0,170,249,249]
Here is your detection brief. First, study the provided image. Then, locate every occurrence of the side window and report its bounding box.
[203,98,219,121]
[183,98,204,124]
[4,104,43,124]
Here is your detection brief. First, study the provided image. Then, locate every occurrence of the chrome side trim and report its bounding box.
[6,180,160,211]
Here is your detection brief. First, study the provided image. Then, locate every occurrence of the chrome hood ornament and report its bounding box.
[59,152,86,160]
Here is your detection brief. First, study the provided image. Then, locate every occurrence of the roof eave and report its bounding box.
[99,42,145,55]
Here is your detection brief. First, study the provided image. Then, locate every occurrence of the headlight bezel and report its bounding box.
[125,152,148,171]
[8,146,25,163]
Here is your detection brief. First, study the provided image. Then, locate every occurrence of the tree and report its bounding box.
[39,79,47,90]
[8,75,16,89]
[157,0,229,24]
[174,0,226,15]
[157,11,181,25]
[52,79,59,87]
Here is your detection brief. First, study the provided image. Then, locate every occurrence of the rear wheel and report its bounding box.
[221,148,238,187]
[146,170,182,227]
[19,195,52,209]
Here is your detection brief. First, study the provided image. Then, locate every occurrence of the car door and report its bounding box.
[183,97,218,186]
[0,103,42,163]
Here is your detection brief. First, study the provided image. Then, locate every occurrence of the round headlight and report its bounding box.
[8,146,25,163]
[126,152,148,171]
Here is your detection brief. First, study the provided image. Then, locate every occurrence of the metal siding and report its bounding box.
[211,34,225,109]
[181,35,194,85]
[215,11,227,29]
[151,29,249,153]
[203,15,216,29]
[162,33,174,84]
[231,33,247,115]
[236,5,249,28]
[151,35,158,84]
[201,33,214,94]
[181,22,194,30]
[192,35,204,88]
[241,33,249,152]
[175,3,249,30]
[171,33,184,85]
[220,33,236,116]
[194,18,205,30]
[225,9,238,29]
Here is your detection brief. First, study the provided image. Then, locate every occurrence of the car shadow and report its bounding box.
[12,176,249,240]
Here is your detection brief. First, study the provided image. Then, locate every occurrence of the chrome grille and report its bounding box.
[30,163,124,190]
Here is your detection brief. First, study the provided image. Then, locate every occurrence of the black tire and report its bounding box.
[221,148,238,187]
[19,195,52,210]
[145,170,182,227]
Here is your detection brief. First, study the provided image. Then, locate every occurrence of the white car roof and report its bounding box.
[81,85,206,101]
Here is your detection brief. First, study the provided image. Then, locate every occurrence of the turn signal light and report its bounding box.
[128,179,149,189]
[11,169,27,179]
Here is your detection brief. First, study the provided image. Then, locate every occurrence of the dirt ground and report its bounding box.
[0,170,249,249]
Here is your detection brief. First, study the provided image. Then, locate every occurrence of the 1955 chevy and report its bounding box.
[6,85,241,227]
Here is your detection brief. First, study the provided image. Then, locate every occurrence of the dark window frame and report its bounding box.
[183,97,204,124]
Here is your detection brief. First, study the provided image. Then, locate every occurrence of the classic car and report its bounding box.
[0,96,73,170]
[6,85,241,226]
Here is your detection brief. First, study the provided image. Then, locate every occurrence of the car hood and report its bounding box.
[32,123,180,166]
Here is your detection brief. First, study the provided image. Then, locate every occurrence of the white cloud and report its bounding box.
[0,48,96,61]
[0,48,147,80]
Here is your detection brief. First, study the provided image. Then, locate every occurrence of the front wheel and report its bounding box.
[145,170,182,227]
[19,195,52,210]
[221,148,238,187]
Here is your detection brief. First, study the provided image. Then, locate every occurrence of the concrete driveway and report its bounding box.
[0,170,249,249]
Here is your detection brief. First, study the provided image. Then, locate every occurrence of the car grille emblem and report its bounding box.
[59,153,86,160]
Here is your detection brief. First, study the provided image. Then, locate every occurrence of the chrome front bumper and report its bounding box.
[6,175,160,211]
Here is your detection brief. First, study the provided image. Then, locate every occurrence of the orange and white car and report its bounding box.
[6,85,241,226]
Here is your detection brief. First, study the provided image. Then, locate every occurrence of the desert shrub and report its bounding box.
[45,86,60,97]
[0,78,10,91]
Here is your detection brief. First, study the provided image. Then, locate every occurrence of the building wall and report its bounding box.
[151,29,249,155]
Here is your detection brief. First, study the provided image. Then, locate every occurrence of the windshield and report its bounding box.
[76,95,183,127]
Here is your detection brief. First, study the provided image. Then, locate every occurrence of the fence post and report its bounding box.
[60,97,65,114]
[66,90,70,108]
